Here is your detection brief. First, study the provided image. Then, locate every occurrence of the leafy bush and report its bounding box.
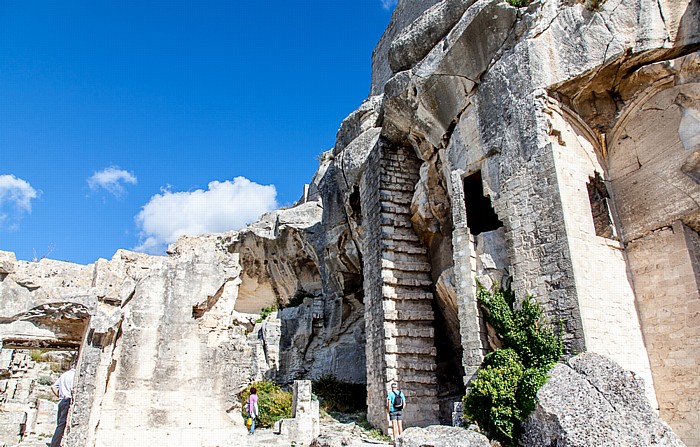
[463,284,562,445]
[312,376,366,413]
[239,380,292,428]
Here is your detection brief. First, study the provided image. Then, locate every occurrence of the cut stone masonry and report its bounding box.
[377,146,440,428]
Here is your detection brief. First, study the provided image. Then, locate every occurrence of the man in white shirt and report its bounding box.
[50,367,75,447]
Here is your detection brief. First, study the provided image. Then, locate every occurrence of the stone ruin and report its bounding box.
[0,0,699,446]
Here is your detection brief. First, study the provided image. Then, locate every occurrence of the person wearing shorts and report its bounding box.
[386,383,406,442]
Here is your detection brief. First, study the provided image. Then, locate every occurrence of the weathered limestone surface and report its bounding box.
[627,222,700,446]
[0,197,366,446]
[0,349,64,446]
[395,425,490,447]
[275,380,320,445]
[521,353,686,447]
[1,0,699,445]
[362,0,699,443]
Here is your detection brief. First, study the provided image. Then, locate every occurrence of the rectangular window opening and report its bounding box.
[463,171,503,236]
[587,171,617,239]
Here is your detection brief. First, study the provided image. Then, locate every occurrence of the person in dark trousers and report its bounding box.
[50,366,75,447]
[387,382,406,443]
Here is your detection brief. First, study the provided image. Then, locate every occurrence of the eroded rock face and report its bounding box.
[521,353,686,447]
[1,0,699,445]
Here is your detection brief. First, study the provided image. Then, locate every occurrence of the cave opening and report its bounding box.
[463,171,503,236]
[432,298,466,424]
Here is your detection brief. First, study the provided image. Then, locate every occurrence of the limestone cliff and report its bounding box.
[1,0,699,445]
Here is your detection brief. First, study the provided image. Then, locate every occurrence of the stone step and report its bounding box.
[400,387,440,399]
[381,259,432,273]
[382,244,428,255]
[379,208,413,220]
[385,309,434,321]
[382,251,431,266]
[385,342,436,357]
[382,287,433,300]
[388,372,438,385]
[381,267,431,280]
[381,204,414,216]
[380,178,418,189]
[380,224,417,234]
[386,357,437,372]
[382,167,421,177]
[380,190,413,203]
[383,232,421,244]
[392,357,439,370]
[381,152,421,163]
[380,182,416,193]
[382,276,433,288]
[381,218,414,229]
[380,213,413,224]
[385,325,435,338]
[383,300,434,314]
[400,403,441,415]
[382,163,422,174]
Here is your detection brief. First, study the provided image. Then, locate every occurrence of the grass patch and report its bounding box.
[356,413,392,442]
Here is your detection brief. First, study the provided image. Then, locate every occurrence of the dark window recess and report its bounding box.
[463,171,503,236]
[587,172,615,239]
[349,186,362,223]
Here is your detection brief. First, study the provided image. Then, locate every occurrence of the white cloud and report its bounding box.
[134,176,277,254]
[0,175,39,230]
[87,166,137,197]
[381,0,398,10]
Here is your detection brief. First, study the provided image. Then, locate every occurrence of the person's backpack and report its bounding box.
[393,390,404,410]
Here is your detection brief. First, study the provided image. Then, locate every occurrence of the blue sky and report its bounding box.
[0,1,396,265]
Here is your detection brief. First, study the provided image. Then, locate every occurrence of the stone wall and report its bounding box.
[546,102,656,404]
[627,222,700,446]
[359,140,389,430]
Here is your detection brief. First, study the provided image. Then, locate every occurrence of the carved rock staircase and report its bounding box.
[379,146,440,427]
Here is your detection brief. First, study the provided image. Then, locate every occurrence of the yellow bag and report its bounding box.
[245,417,253,429]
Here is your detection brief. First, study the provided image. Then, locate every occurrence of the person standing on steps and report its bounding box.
[246,387,259,435]
[50,365,76,447]
[387,382,406,443]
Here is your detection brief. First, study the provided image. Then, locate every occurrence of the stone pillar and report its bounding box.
[278,380,320,446]
[450,169,485,385]
[64,307,123,447]
[360,142,389,430]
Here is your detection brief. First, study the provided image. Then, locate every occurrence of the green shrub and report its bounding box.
[255,305,277,323]
[463,284,562,445]
[507,0,531,7]
[240,380,292,428]
[312,376,366,413]
[37,375,54,386]
[30,350,46,362]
